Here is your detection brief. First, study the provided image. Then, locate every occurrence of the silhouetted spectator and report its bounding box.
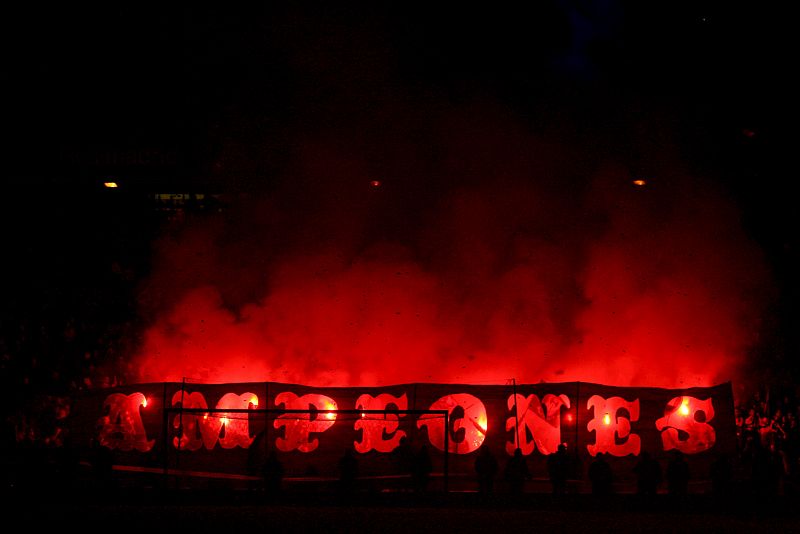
[392,435,413,476]
[763,442,786,496]
[785,415,800,477]
[262,450,285,497]
[53,431,78,490]
[743,408,759,443]
[0,416,16,489]
[633,451,661,496]
[588,452,613,495]
[411,445,433,493]
[747,437,769,494]
[16,434,38,491]
[474,446,499,495]
[666,449,690,495]
[547,443,569,494]
[90,436,114,489]
[247,430,267,493]
[709,452,731,496]
[504,447,531,494]
[338,448,358,494]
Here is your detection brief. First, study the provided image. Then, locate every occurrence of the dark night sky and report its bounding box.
[3,3,798,384]
[4,4,794,223]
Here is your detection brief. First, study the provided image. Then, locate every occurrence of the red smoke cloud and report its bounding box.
[133,112,772,389]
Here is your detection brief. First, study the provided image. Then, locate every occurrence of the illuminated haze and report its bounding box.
[129,6,773,389]
[133,105,771,388]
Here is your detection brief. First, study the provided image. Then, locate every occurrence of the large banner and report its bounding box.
[70,381,734,483]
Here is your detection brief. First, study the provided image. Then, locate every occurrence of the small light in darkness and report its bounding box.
[370,180,381,188]
[632,179,646,187]
[104,182,119,188]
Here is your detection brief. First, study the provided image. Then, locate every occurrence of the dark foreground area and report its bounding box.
[11,489,800,533]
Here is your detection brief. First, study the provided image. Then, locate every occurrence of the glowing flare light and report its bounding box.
[679,398,690,416]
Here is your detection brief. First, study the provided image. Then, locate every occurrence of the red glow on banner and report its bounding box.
[322,402,336,421]
[216,392,259,449]
[97,392,154,452]
[505,393,570,456]
[586,395,641,457]
[656,396,716,454]
[171,391,258,450]
[354,393,408,453]
[172,391,209,450]
[86,382,733,473]
[417,393,487,454]
[274,392,338,452]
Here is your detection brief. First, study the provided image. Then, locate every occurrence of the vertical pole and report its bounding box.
[574,381,580,453]
[264,381,270,458]
[162,383,169,487]
[176,378,185,482]
[179,378,185,447]
[443,411,449,493]
[512,378,520,449]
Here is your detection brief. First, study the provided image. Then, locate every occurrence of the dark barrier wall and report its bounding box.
[70,381,734,482]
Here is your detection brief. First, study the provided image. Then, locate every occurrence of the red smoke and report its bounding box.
[133,112,771,389]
